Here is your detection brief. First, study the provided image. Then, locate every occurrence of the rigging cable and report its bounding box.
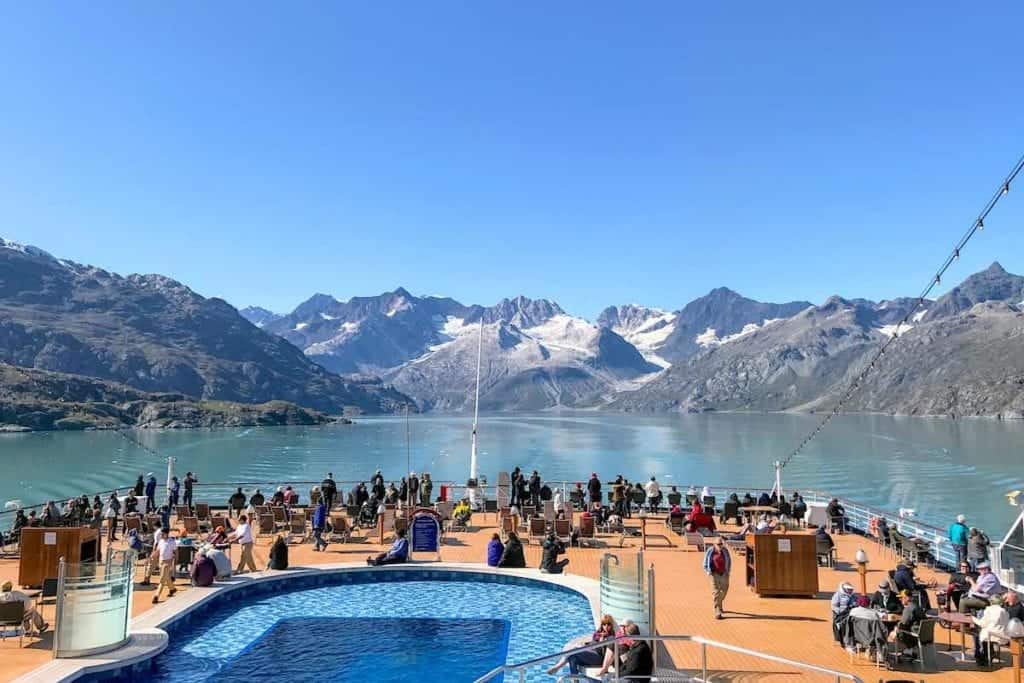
[779,152,1024,473]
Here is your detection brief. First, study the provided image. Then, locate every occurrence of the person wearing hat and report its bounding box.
[587,472,601,505]
[967,527,991,571]
[831,581,857,615]
[704,537,732,619]
[948,514,970,567]
[960,560,1003,614]
[0,580,47,634]
[870,580,900,614]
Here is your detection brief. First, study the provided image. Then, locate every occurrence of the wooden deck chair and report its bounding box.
[272,506,287,530]
[577,514,596,547]
[554,518,572,545]
[256,505,271,519]
[174,505,190,521]
[210,515,229,533]
[194,503,212,530]
[542,500,556,523]
[528,517,547,544]
[327,514,350,543]
[725,539,747,555]
[435,501,454,524]
[500,515,515,541]
[288,512,307,543]
[182,517,200,536]
[667,515,686,535]
[522,505,536,521]
[258,513,275,536]
[124,515,143,535]
[145,514,162,534]
[0,601,27,646]
[684,532,706,552]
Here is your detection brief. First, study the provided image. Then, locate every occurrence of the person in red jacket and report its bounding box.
[687,501,717,533]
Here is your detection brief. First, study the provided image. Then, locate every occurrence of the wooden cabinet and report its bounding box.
[18,527,100,587]
[744,533,818,597]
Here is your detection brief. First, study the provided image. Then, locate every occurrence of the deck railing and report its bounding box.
[473,633,865,683]
[0,477,973,571]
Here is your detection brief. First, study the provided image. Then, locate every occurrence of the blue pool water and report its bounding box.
[146,571,594,683]
[216,617,511,682]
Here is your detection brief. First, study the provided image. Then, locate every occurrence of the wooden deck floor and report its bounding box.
[0,514,1016,682]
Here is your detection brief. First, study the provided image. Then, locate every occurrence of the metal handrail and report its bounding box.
[473,633,864,683]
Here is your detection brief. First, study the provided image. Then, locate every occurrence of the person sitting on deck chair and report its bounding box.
[540,532,569,574]
[890,590,925,655]
[453,499,471,525]
[367,528,408,566]
[871,580,901,614]
[972,593,1010,666]
[498,531,526,568]
[960,560,1002,614]
[826,497,847,533]
[0,580,48,635]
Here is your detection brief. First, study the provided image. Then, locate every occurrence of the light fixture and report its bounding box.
[954,248,960,261]
[935,274,941,285]
[1004,183,1011,195]
[978,218,985,230]
[855,548,869,564]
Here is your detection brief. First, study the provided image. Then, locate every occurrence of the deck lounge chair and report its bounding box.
[500,515,515,541]
[272,506,287,530]
[528,517,547,543]
[182,516,200,536]
[554,519,572,545]
[577,514,597,547]
[684,532,706,552]
[327,514,350,543]
[288,512,307,544]
[542,500,556,523]
[194,503,212,530]
[210,515,230,533]
[174,505,190,521]
[144,514,162,533]
[258,514,275,536]
[666,514,685,535]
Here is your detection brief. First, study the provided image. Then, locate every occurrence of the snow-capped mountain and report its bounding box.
[260,290,657,409]
[239,306,281,328]
[597,305,676,368]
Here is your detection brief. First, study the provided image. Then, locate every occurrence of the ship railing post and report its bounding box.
[701,641,708,681]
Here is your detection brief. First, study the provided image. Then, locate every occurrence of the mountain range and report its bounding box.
[242,264,1024,418]
[2,235,1023,424]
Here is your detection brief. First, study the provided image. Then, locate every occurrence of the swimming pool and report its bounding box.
[143,569,594,683]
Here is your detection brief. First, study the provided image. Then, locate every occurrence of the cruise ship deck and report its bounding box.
[0,508,1017,682]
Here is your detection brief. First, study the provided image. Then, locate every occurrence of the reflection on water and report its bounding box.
[0,413,1020,533]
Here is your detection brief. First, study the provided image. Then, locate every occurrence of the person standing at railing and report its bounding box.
[948,514,970,567]
[321,472,337,511]
[587,473,601,506]
[420,474,432,506]
[168,476,181,507]
[183,472,197,510]
[967,527,991,572]
[311,498,328,552]
[528,470,541,508]
[704,537,731,620]
[408,472,419,507]
[145,473,157,513]
[133,475,145,498]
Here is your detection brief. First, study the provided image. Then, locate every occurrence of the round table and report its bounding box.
[937,611,976,661]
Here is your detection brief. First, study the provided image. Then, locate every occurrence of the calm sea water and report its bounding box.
[0,413,1020,534]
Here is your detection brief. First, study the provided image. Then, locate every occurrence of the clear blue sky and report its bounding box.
[2,3,1022,319]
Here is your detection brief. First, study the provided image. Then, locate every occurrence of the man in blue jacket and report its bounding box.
[948,514,970,566]
[367,528,408,566]
[703,537,731,619]
[311,500,328,552]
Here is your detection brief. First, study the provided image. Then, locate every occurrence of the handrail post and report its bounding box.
[701,641,708,681]
[518,670,524,683]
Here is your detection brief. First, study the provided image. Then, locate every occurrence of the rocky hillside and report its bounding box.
[0,239,410,414]
[612,263,1024,417]
[0,363,337,431]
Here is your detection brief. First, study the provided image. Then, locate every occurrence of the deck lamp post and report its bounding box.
[854,548,869,596]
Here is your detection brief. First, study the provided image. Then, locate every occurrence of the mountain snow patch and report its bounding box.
[912,310,928,322]
[523,314,598,354]
[293,322,309,331]
[695,319,781,347]
[877,323,912,338]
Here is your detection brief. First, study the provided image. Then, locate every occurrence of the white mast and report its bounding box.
[469,319,483,507]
